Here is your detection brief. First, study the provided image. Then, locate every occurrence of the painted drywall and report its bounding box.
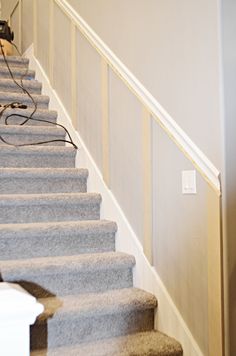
[67,0,222,170]
[21,0,33,53]
[1,0,17,19]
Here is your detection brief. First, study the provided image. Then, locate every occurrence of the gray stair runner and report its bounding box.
[0,78,42,94]
[0,55,29,67]
[0,168,88,194]
[0,91,49,108]
[0,125,65,145]
[0,55,183,355]
[0,65,35,79]
[1,107,58,125]
[0,145,76,168]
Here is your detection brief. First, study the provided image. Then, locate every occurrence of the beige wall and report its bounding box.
[1,0,17,19]
[21,0,33,53]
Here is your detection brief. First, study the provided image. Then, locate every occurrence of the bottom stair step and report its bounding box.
[31,330,183,356]
[31,288,157,350]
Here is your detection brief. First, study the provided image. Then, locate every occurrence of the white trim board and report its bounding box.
[25,44,203,356]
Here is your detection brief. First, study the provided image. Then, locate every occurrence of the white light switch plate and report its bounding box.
[182,170,197,194]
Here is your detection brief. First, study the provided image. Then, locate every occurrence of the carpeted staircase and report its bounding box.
[0,55,183,356]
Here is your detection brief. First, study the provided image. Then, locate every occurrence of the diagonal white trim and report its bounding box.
[55,0,221,194]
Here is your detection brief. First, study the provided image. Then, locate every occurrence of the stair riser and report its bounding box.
[0,203,100,223]
[0,153,75,168]
[0,133,65,146]
[0,98,49,109]
[5,117,57,126]
[1,112,57,126]
[0,177,87,194]
[0,71,35,79]
[0,232,115,260]
[0,59,29,68]
[0,84,41,95]
[4,268,133,296]
[31,309,154,350]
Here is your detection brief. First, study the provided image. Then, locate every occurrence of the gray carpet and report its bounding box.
[0,55,183,355]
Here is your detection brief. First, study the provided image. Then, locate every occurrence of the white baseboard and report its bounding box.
[25,44,203,356]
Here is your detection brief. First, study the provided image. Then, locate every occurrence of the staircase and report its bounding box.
[0,55,183,356]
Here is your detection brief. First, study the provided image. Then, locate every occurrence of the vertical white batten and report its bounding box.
[18,0,22,53]
[70,20,77,129]
[49,0,54,86]
[142,107,153,264]
[33,0,37,57]
[33,0,38,56]
[101,58,110,187]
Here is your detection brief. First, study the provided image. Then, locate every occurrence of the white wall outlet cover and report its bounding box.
[182,170,197,194]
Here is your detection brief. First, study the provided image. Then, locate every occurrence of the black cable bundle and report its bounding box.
[0,39,77,149]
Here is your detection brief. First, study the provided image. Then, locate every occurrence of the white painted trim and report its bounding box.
[25,44,204,356]
[0,282,44,356]
[53,0,221,195]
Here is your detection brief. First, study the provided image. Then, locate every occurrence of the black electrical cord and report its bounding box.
[0,40,78,149]
[0,39,38,124]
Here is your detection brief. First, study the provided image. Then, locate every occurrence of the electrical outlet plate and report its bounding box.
[182,170,197,194]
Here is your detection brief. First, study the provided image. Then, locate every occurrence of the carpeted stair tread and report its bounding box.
[0,192,101,206]
[0,91,49,109]
[0,78,42,94]
[0,192,101,223]
[0,252,134,296]
[0,145,76,168]
[38,288,156,319]
[1,107,58,126]
[0,220,117,259]
[0,55,29,67]
[31,331,183,356]
[0,167,88,194]
[0,252,134,277]
[0,66,35,79]
[30,289,155,349]
[0,124,66,146]
[0,167,88,177]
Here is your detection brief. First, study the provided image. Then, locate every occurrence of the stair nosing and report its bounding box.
[0,124,65,135]
[38,288,156,321]
[0,219,117,236]
[0,252,135,276]
[0,167,88,178]
[0,192,101,206]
